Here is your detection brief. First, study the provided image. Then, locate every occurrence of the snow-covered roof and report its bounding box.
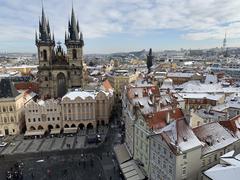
[193,122,238,155]
[205,74,218,84]
[177,80,240,94]
[212,93,240,111]
[179,93,224,101]
[62,91,96,100]
[154,118,202,154]
[204,151,240,180]
[167,72,194,78]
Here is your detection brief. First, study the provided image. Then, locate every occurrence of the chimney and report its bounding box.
[166,111,170,124]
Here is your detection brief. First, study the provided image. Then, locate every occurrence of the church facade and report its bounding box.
[36,7,84,99]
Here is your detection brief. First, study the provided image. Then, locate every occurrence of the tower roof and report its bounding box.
[36,5,54,46]
[65,6,84,46]
[69,7,79,40]
[0,79,20,98]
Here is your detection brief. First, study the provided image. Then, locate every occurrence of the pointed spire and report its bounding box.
[36,1,54,45]
[65,4,84,47]
[35,30,38,44]
[65,30,67,41]
[68,6,79,40]
[77,21,80,33]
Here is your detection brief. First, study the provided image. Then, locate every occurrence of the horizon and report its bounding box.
[1,0,240,53]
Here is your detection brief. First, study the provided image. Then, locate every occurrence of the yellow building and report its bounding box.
[107,69,139,97]
[0,79,27,136]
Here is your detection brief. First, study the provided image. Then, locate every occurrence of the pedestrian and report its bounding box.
[31,172,34,179]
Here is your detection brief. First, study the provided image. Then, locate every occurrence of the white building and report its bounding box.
[150,118,202,180]
[204,151,240,180]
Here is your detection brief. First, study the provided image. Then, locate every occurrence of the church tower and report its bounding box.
[36,6,55,67]
[65,7,84,88]
[36,6,56,99]
[36,5,85,99]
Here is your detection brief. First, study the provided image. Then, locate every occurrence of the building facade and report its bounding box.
[0,79,30,136]
[25,89,113,132]
[25,99,62,132]
[36,7,84,99]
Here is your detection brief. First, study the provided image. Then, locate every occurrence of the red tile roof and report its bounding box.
[146,108,184,130]
[14,82,39,93]
[102,79,113,91]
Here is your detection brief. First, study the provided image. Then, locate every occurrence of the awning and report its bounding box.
[50,128,61,135]
[63,127,77,134]
[24,130,45,136]
[120,160,146,180]
[114,144,131,164]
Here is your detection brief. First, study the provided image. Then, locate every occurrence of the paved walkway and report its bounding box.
[0,126,108,155]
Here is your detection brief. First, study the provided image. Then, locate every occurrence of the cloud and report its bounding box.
[0,0,240,45]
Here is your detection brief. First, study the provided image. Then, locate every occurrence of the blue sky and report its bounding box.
[1,0,240,54]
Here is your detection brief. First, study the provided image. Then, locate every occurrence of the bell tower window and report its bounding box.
[43,50,47,61]
[73,49,77,59]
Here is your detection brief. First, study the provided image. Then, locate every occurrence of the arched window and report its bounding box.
[11,117,14,122]
[43,50,47,61]
[72,49,77,59]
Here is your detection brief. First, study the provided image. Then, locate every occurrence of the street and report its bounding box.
[0,103,123,180]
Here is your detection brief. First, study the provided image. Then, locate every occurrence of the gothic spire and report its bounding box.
[65,5,84,47]
[38,5,52,42]
[147,48,154,73]
[68,6,79,40]
[35,30,38,44]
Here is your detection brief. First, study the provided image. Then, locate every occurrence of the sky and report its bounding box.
[1,0,240,54]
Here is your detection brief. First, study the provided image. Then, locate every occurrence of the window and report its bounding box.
[164,148,167,155]
[163,162,166,168]
[45,77,48,81]
[52,117,55,121]
[13,129,15,133]
[72,49,77,59]
[183,153,187,159]
[208,157,211,164]
[214,154,217,161]
[153,141,156,147]
[57,117,60,121]
[43,50,47,61]
[48,118,50,121]
[28,118,31,122]
[38,118,41,122]
[202,159,205,167]
[182,167,186,175]
[169,165,172,174]
[33,118,36,122]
